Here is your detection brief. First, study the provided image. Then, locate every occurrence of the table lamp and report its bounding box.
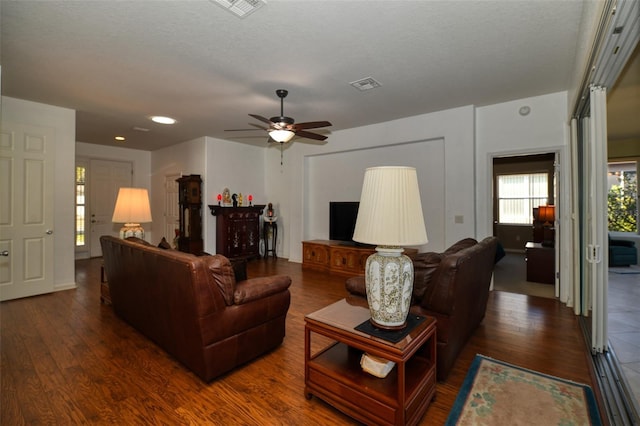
[352,166,428,329]
[112,187,153,239]
[538,205,555,247]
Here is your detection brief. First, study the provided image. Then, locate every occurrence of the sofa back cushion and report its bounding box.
[443,238,477,255]
[412,252,443,302]
[205,255,237,306]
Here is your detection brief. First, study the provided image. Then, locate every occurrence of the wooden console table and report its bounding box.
[302,240,418,277]
[305,299,437,425]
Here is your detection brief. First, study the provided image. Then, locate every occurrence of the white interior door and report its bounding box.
[89,159,132,257]
[164,173,180,247]
[0,121,55,301]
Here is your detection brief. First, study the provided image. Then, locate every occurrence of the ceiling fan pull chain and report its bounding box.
[280,143,284,165]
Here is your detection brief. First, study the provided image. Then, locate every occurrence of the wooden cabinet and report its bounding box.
[525,242,555,284]
[177,175,203,255]
[302,240,419,277]
[302,240,374,277]
[329,245,371,276]
[303,241,331,271]
[209,205,265,260]
[302,240,418,277]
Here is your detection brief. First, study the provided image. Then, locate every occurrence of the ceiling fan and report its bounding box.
[235,89,332,144]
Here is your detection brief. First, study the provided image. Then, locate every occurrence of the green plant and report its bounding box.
[608,172,637,232]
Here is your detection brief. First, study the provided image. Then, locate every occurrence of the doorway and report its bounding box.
[491,152,557,298]
[75,158,133,259]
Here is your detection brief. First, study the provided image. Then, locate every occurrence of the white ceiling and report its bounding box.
[1,0,632,151]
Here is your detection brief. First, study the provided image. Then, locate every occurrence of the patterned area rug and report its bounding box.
[445,355,602,426]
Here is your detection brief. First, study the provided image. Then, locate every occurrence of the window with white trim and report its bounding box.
[497,173,549,224]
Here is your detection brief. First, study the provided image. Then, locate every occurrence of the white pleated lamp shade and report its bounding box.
[352,166,428,247]
[112,188,153,224]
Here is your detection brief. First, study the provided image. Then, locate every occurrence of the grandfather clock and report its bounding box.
[177,174,203,255]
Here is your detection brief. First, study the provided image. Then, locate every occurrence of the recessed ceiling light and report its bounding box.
[150,116,177,125]
[115,136,126,141]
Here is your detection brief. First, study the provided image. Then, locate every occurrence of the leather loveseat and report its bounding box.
[346,236,498,381]
[100,235,291,382]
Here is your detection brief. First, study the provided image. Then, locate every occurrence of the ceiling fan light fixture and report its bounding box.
[269,129,295,143]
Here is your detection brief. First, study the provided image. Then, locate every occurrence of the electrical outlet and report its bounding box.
[454,215,464,224]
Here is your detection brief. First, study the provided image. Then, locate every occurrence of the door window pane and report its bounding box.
[75,166,86,246]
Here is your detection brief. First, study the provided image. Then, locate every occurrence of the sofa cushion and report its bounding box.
[412,252,442,301]
[205,255,237,306]
[443,238,477,255]
[158,237,172,249]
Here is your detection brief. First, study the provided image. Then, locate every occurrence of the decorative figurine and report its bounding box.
[248,194,253,206]
[232,193,238,207]
[222,188,231,206]
[238,193,243,206]
[265,202,277,222]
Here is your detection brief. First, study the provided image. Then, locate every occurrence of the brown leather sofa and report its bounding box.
[346,236,498,381]
[100,235,291,382]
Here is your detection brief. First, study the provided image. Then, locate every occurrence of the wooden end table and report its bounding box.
[305,299,437,426]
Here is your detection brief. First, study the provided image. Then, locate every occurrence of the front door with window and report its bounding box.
[87,159,132,257]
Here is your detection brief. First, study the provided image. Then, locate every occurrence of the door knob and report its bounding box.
[46,230,54,235]
[0,251,8,257]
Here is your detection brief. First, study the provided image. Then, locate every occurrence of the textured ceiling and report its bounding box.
[1,0,631,151]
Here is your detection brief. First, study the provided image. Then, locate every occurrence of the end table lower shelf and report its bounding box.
[304,299,437,426]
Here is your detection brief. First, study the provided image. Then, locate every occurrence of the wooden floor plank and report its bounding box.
[1,257,602,425]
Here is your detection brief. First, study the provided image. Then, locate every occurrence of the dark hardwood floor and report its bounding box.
[1,257,604,425]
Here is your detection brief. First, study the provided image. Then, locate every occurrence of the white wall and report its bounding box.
[150,137,207,247]
[2,96,76,290]
[151,136,265,254]
[475,92,569,239]
[266,105,477,262]
[203,137,266,253]
[76,141,152,239]
[306,139,445,253]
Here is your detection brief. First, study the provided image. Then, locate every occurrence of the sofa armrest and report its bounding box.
[234,275,291,305]
[345,275,366,297]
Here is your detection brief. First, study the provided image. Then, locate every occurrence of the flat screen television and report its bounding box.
[329,201,360,244]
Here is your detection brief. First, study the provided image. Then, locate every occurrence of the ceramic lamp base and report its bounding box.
[364,246,414,329]
[120,223,145,240]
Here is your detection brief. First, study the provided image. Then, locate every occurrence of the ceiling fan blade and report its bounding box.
[249,114,273,125]
[293,121,332,130]
[295,130,328,141]
[249,122,270,131]
[224,128,261,132]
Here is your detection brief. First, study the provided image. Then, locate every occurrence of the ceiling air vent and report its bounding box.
[210,0,266,18]
[349,77,382,92]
